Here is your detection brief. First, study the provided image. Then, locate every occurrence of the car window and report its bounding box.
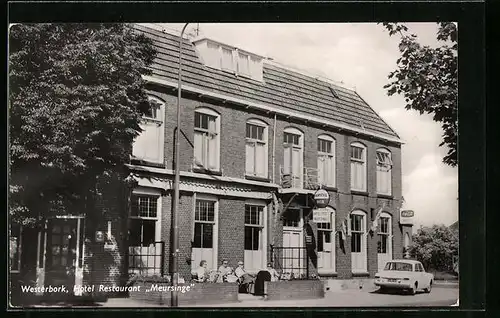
[416,264,423,272]
[384,262,413,271]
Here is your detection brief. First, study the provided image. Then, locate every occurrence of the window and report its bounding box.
[317,135,336,187]
[283,128,304,188]
[194,108,220,171]
[317,221,332,252]
[378,217,390,253]
[193,200,216,249]
[246,120,268,178]
[350,142,367,191]
[244,204,266,270]
[132,96,165,164]
[376,148,393,195]
[221,47,234,71]
[350,214,364,253]
[350,210,367,272]
[129,194,159,246]
[10,224,21,271]
[244,205,264,251]
[384,262,413,272]
[283,209,301,228]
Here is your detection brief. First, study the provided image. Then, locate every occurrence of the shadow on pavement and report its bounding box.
[370,288,425,296]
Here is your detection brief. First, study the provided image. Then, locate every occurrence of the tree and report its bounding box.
[381,23,458,167]
[408,225,459,272]
[9,23,157,227]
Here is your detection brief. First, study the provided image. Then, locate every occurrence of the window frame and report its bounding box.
[317,135,336,187]
[193,108,221,171]
[377,213,392,254]
[350,209,368,273]
[191,194,219,269]
[132,95,166,164]
[244,204,264,251]
[283,127,304,189]
[10,224,22,272]
[350,142,367,192]
[376,148,393,195]
[245,119,269,178]
[129,188,162,247]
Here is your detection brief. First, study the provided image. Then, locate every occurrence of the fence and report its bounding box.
[270,246,310,280]
[128,241,165,277]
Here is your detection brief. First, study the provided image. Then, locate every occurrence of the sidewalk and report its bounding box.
[100,286,459,308]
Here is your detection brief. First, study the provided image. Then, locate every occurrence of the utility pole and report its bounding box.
[171,22,189,308]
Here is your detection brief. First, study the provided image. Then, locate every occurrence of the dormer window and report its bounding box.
[193,38,264,82]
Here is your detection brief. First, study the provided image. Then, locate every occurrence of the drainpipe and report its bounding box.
[272,113,277,184]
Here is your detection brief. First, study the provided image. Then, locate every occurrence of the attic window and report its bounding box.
[329,86,340,99]
[193,39,264,82]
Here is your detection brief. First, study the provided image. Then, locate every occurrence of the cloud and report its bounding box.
[403,153,458,229]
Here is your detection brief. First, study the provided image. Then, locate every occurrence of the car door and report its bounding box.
[416,263,426,288]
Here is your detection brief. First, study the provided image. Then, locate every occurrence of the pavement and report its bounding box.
[99,285,459,308]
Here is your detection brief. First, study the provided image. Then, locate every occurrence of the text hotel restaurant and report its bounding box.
[9,24,415,295]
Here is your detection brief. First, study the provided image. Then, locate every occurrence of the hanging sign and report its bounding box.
[95,231,105,243]
[400,210,415,225]
[312,208,330,223]
[314,189,330,208]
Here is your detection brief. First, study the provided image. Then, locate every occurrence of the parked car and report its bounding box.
[374,260,434,295]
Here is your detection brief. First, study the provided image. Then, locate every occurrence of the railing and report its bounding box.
[270,245,310,280]
[280,166,322,190]
[128,241,165,277]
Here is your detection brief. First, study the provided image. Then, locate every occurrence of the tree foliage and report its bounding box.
[381,23,458,167]
[9,23,157,226]
[408,224,459,272]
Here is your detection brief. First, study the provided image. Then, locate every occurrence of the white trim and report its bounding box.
[317,207,336,273]
[142,75,404,144]
[246,119,269,178]
[317,135,336,188]
[244,200,268,271]
[130,190,162,243]
[350,209,368,273]
[350,142,367,192]
[194,108,221,171]
[192,194,219,270]
[127,164,279,188]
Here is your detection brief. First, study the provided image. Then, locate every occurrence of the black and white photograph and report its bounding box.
[8,22,459,308]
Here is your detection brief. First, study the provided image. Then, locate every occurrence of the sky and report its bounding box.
[152,23,458,230]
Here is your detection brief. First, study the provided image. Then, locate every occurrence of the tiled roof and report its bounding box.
[134,24,400,142]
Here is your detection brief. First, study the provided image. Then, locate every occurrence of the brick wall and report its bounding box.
[140,88,405,280]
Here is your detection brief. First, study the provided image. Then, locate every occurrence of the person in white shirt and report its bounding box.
[235,261,255,292]
[195,260,209,282]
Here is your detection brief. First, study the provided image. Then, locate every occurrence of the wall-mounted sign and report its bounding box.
[95,231,105,243]
[314,189,330,208]
[400,210,415,225]
[312,208,330,223]
[305,235,313,245]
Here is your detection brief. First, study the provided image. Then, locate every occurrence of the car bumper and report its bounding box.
[374,280,412,289]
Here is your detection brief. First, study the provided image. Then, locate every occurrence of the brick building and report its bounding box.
[9,24,414,303]
[125,24,413,281]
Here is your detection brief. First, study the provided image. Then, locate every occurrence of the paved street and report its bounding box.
[100,286,458,308]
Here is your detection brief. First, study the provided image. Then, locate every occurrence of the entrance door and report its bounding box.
[317,208,335,272]
[282,208,303,277]
[377,215,392,272]
[45,218,83,297]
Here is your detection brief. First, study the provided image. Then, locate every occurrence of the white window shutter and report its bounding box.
[208,134,218,169]
[246,141,255,175]
[194,132,204,167]
[255,143,266,177]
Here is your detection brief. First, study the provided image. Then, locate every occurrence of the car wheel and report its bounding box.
[379,287,387,294]
[424,281,432,293]
[410,282,417,295]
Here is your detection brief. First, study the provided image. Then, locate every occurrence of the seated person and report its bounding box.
[217,259,234,283]
[234,261,255,293]
[266,263,280,282]
[193,260,209,283]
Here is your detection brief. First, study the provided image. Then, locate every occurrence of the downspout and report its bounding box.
[272,113,277,184]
